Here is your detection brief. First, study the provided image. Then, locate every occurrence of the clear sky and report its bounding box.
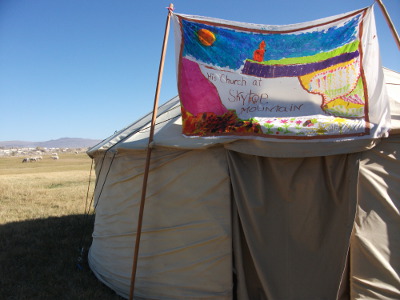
[1,0,399,141]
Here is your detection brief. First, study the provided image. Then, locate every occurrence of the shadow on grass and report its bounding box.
[0,215,123,300]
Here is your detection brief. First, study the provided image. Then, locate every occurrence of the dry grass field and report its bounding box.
[0,153,123,299]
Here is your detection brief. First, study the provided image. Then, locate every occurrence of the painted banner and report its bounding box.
[172,6,390,141]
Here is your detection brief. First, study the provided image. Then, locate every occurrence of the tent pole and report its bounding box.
[375,0,400,51]
[128,4,174,300]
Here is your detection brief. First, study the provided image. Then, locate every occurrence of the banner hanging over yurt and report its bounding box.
[172,6,391,142]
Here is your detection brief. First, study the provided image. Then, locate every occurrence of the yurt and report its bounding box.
[86,67,399,299]
[86,6,400,300]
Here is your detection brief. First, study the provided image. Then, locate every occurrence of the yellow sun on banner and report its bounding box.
[197,29,216,46]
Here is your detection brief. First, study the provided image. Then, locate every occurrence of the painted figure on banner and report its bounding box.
[253,41,266,62]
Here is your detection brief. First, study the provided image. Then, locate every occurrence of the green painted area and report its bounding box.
[247,41,359,66]
[351,77,365,97]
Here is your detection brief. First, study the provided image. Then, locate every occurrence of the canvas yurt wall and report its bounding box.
[88,147,233,299]
[87,68,400,299]
[349,67,400,299]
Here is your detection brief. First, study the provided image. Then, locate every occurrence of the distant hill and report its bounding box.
[0,138,102,149]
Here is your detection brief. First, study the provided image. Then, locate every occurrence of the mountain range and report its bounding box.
[0,138,102,149]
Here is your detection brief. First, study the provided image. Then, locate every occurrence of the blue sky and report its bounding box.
[1,0,399,141]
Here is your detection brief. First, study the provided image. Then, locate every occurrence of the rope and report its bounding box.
[85,159,96,214]
[76,150,116,270]
[76,102,180,270]
[93,151,117,211]
[78,158,95,247]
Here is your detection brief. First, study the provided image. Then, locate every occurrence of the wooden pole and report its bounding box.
[128,4,174,300]
[375,0,400,51]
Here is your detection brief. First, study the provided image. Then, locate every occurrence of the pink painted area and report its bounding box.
[178,57,228,116]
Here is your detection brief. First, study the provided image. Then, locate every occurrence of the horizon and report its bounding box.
[0,137,102,143]
[0,137,103,151]
[1,0,399,141]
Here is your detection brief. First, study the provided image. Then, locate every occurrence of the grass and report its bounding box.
[0,153,123,299]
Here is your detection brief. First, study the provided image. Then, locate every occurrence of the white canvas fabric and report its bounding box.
[350,136,400,299]
[384,67,400,134]
[86,69,399,300]
[88,148,233,299]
